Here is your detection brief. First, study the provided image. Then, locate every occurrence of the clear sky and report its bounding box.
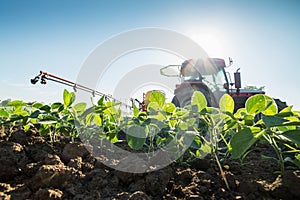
[1,0,300,109]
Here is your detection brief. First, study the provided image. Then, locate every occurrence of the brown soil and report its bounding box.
[0,126,300,200]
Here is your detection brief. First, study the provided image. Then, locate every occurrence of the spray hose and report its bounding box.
[31,70,133,109]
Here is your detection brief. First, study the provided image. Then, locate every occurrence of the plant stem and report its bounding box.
[211,125,230,190]
[214,151,230,190]
[271,136,284,174]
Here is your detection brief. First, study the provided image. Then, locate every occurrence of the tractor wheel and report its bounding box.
[172,87,212,108]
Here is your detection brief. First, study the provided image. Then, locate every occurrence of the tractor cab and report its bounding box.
[161,58,231,107]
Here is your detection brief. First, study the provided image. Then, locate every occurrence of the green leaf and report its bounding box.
[149,91,165,108]
[0,109,9,118]
[280,106,293,113]
[275,111,294,118]
[199,139,212,154]
[234,108,247,118]
[262,115,288,127]
[103,102,118,115]
[40,105,51,112]
[32,102,44,109]
[81,107,95,119]
[219,94,234,113]
[63,89,75,107]
[97,95,105,106]
[262,96,278,115]
[29,110,40,118]
[93,114,102,126]
[283,130,300,145]
[179,121,188,130]
[147,102,160,112]
[74,102,87,114]
[190,136,201,149]
[51,102,64,111]
[126,125,147,150]
[133,104,139,117]
[229,128,264,159]
[24,124,31,132]
[7,100,27,107]
[163,103,176,113]
[245,94,266,115]
[191,91,207,111]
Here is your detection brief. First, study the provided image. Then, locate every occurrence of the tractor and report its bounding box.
[31,58,286,113]
[160,58,286,112]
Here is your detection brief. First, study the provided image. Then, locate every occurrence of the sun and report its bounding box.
[185,30,226,58]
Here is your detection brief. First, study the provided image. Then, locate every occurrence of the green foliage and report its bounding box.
[191,91,207,111]
[1,89,299,173]
[219,94,234,113]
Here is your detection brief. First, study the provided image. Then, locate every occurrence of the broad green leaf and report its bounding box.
[32,102,44,109]
[283,130,300,145]
[245,94,266,115]
[63,89,75,107]
[74,102,87,114]
[126,125,147,150]
[276,111,294,118]
[262,115,288,127]
[179,121,188,130]
[149,91,165,107]
[7,100,27,107]
[262,96,278,115]
[51,102,64,111]
[163,103,176,113]
[93,114,102,126]
[234,108,247,118]
[199,139,212,154]
[13,108,29,116]
[219,94,234,113]
[147,102,160,112]
[29,110,40,118]
[277,116,299,131]
[191,91,207,111]
[280,106,293,113]
[40,105,51,112]
[229,128,265,159]
[6,115,25,123]
[149,111,166,121]
[103,102,118,115]
[0,109,9,118]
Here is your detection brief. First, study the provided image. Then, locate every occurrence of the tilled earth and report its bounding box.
[0,126,300,200]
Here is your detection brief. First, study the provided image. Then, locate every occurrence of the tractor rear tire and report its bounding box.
[172,87,212,108]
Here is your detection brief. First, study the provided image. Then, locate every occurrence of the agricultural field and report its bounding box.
[0,90,300,199]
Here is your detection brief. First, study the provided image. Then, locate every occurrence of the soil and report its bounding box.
[0,126,300,200]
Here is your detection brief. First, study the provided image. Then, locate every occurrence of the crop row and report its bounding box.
[1,89,300,174]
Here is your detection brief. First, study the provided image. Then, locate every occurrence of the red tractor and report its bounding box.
[160,58,286,112]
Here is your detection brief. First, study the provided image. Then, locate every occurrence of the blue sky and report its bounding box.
[1,0,300,109]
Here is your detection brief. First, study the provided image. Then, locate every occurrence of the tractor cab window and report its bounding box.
[202,67,227,102]
[180,59,203,82]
